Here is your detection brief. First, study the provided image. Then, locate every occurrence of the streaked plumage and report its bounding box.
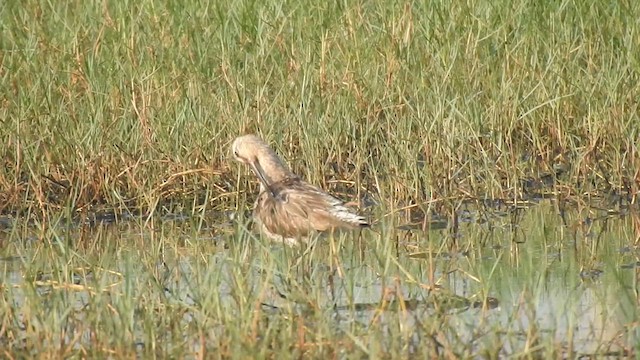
[232,134,368,245]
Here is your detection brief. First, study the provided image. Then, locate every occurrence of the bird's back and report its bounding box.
[253,177,368,242]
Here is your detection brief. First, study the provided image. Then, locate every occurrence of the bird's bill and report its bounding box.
[249,160,274,196]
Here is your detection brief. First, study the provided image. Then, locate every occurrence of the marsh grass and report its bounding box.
[2,0,640,357]
[3,202,638,357]
[1,0,639,217]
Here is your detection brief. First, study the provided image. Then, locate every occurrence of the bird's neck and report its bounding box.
[259,155,295,185]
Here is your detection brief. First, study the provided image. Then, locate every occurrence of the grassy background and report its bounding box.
[2,0,640,357]
[2,0,639,218]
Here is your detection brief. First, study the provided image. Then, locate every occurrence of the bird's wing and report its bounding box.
[264,180,367,235]
[256,187,315,239]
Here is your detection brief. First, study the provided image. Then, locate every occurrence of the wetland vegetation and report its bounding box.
[1,0,640,357]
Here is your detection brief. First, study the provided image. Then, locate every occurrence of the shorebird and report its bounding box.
[232,134,369,246]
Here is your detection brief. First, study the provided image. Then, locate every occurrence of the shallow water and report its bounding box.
[1,199,639,357]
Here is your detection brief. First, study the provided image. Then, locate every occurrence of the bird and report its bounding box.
[231,134,369,246]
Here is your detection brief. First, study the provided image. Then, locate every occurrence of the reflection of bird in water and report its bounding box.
[232,134,369,246]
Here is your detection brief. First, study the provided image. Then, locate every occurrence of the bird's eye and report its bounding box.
[234,150,240,158]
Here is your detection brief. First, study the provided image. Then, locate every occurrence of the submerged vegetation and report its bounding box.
[1,0,640,357]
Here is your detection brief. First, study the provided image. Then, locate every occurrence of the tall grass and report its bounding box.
[1,0,638,218]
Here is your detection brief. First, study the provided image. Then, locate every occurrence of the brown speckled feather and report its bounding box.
[254,177,368,241]
[232,134,369,245]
